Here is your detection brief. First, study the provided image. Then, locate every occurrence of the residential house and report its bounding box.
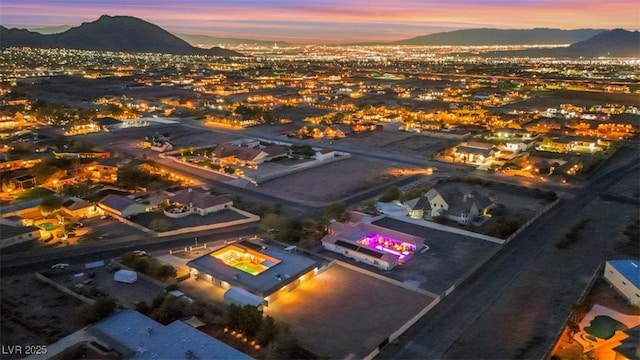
[0,217,41,248]
[188,239,318,305]
[11,174,37,190]
[0,155,42,172]
[98,194,146,218]
[405,187,496,225]
[453,141,499,165]
[142,134,174,152]
[84,158,123,183]
[321,212,425,270]
[536,136,573,153]
[261,144,289,162]
[61,197,104,218]
[211,142,269,167]
[499,140,533,153]
[166,188,232,217]
[493,128,537,141]
[82,310,252,360]
[96,117,121,132]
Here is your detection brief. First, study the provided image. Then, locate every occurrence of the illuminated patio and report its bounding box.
[210,244,281,276]
[355,232,416,262]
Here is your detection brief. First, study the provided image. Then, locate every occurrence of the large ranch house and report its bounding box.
[187,238,318,306]
[165,187,232,217]
[404,186,497,225]
[211,140,289,168]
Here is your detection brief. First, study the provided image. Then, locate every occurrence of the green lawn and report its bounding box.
[16,187,54,200]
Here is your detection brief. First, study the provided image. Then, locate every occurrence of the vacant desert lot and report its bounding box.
[267,263,437,359]
[0,273,86,349]
[258,158,403,202]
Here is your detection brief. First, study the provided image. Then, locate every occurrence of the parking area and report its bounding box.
[266,263,437,359]
[364,217,501,294]
[45,264,165,308]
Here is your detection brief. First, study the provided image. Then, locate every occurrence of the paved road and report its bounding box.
[0,224,259,276]
[377,144,639,359]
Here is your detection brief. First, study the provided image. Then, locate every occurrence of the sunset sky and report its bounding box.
[1,0,638,43]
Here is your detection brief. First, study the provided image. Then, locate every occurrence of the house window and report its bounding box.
[374,260,379,265]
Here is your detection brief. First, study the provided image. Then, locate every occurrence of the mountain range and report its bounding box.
[0,15,244,57]
[2,15,638,57]
[391,28,605,45]
[485,29,640,57]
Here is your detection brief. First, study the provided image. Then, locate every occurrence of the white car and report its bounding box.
[51,263,69,269]
[132,250,147,256]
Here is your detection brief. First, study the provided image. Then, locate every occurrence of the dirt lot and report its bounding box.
[0,262,167,352]
[505,89,640,111]
[0,273,86,348]
[18,75,194,105]
[267,263,437,359]
[258,158,403,202]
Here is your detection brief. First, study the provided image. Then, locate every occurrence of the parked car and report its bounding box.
[51,263,69,269]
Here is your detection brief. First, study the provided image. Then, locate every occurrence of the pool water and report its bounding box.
[40,222,57,231]
[232,262,267,276]
[584,316,627,340]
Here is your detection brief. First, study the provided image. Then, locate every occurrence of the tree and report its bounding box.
[39,196,62,214]
[150,295,187,325]
[117,164,169,190]
[154,265,177,281]
[80,296,117,323]
[60,181,92,198]
[401,184,431,202]
[358,199,380,215]
[260,213,288,233]
[223,304,264,337]
[323,202,349,222]
[149,218,171,232]
[289,144,315,158]
[379,186,401,202]
[256,315,278,346]
[266,323,309,360]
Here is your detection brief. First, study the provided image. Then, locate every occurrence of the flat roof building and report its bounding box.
[187,238,318,305]
[604,260,640,307]
[88,309,252,360]
[321,212,425,270]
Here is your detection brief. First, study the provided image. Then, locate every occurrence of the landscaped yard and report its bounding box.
[16,187,54,200]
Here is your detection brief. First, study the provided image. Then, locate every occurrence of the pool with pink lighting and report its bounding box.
[356,233,416,262]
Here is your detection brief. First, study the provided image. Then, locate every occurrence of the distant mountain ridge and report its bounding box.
[392,28,605,45]
[567,29,640,57]
[485,29,640,57]
[1,15,244,57]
